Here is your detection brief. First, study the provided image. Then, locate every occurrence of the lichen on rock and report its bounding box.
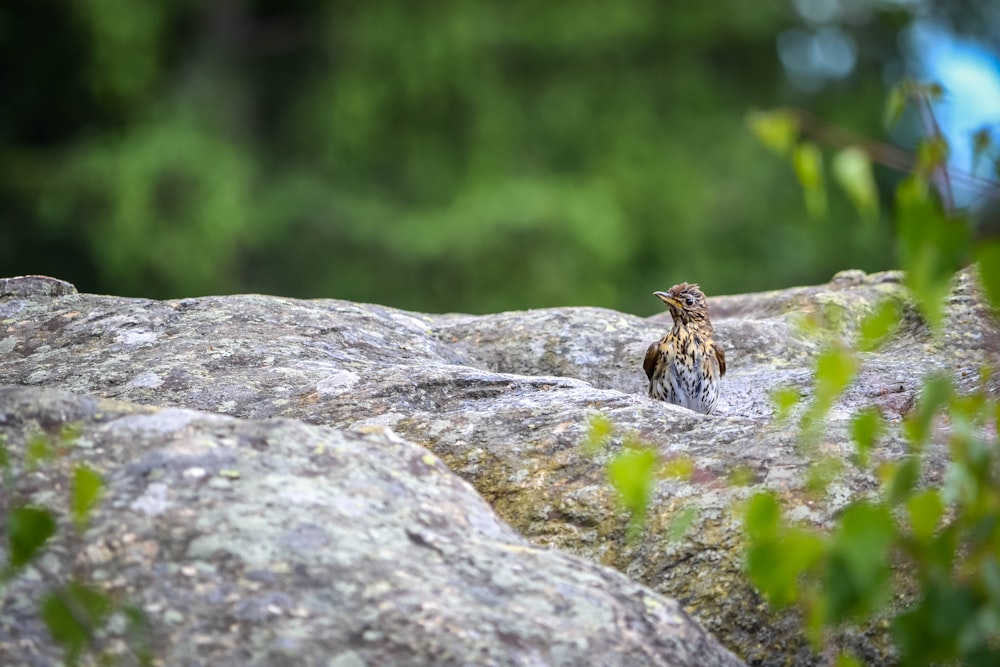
[0,268,996,665]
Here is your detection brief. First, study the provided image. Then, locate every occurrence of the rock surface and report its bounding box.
[0,271,996,665]
[0,386,742,667]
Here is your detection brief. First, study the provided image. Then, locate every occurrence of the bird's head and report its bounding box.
[654,283,710,324]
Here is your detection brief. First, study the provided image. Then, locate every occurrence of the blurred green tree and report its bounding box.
[0,0,978,313]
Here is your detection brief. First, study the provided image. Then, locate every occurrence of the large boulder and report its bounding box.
[0,270,995,664]
[0,385,741,667]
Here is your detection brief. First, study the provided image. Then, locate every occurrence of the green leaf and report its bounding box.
[727,465,756,486]
[949,390,988,426]
[851,407,884,468]
[667,506,697,542]
[916,136,950,178]
[806,455,844,497]
[835,652,863,667]
[887,457,921,504]
[0,435,8,471]
[907,489,943,541]
[747,526,825,608]
[42,593,88,663]
[804,586,826,648]
[814,346,856,407]
[894,577,975,665]
[124,604,154,667]
[975,240,1000,311]
[941,461,976,507]
[42,581,112,662]
[746,109,799,157]
[772,386,801,421]
[904,374,953,448]
[745,492,780,542]
[793,142,827,219]
[884,84,908,129]
[59,423,82,445]
[858,299,901,351]
[71,465,104,531]
[824,502,895,622]
[832,147,878,222]
[607,445,658,527]
[746,541,788,603]
[8,506,57,569]
[26,433,54,469]
[661,455,695,480]
[581,414,614,456]
[896,178,969,331]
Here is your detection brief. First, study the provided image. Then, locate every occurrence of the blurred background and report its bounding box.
[2,0,999,314]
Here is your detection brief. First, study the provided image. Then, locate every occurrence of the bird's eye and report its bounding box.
[685,297,695,306]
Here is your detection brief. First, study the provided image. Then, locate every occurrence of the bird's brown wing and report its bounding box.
[713,342,726,377]
[643,342,660,380]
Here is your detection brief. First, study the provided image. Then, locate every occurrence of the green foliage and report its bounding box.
[805,455,844,497]
[895,178,969,331]
[771,386,801,421]
[814,345,857,408]
[832,147,879,223]
[823,503,894,623]
[745,88,1000,666]
[905,490,943,542]
[0,435,8,472]
[850,407,884,467]
[581,417,699,542]
[25,432,54,470]
[902,373,953,449]
[1,430,149,664]
[51,117,256,297]
[793,344,858,446]
[858,299,901,351]
[744,493,824,608]
[7,506,57,571]
[748,372,1000,662]
[607,442,658,539]
[581,414,614,457]
[793,142,827,219]
[727,465,756,487]
[71,465,104,531]
[746,109,799,157]
[667,507,698,542]
[4,1,898,312]
[42,582,112,665]
[883,84,909,130]
[661,455,695,481]
[836,653,863,667]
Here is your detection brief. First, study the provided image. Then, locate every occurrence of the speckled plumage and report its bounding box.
[643,283,726,414]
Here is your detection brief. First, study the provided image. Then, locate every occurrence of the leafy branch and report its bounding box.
[1,432,152,666]
[744,81,1000,666]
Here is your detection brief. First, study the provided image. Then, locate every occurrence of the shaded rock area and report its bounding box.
[1,270,997,665]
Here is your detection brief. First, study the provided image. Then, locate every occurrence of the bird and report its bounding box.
[643,282,726,414]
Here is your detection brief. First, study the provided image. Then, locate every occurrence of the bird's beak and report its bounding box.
[654,291,681,308]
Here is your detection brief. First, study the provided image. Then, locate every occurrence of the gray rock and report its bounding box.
[0,386,741,667]
[0,275,77,298]
[0,270,996,665]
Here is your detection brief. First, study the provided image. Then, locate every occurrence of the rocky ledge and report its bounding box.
[0,270,996,665]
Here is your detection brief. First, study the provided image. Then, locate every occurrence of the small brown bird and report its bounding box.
[643,282,726,414]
